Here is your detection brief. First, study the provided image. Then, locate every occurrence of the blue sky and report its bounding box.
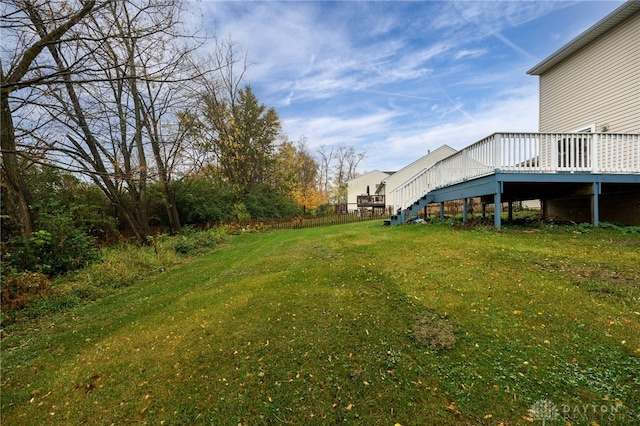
[189,1,624,172]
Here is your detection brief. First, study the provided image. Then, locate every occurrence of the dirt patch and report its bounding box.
[412,308,457,350]
[533,259,639,300]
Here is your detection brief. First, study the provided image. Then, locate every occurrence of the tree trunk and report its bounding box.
[0,86,34,237]
[164,183,182,233]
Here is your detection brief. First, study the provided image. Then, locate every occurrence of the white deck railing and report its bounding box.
[392,132,640,212]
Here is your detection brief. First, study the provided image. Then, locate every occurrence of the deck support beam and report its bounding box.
[592,182,601,227]
[439,202,445,220]
[494,189,502,229]
[462,198,468,222]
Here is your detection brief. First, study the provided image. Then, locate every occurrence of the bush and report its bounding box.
[0,269,49,313]
[170,178,303,227]
[4,203,100,276]
[242,186,301,219]
[315,203,335,216]
[173,178,233,225]
[174,227,229,255]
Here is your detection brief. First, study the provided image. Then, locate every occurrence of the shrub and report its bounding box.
[4,203,100,276]
[174,178,232,225]
[0,269,49,313]
[174,227,229,255]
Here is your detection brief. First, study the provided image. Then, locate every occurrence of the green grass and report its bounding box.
[2,222,639,425]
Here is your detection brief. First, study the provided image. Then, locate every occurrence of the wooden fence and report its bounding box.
[229,211,390,231]
[116,212,390,242]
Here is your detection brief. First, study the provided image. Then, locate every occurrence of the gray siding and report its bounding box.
[539,12,640,133]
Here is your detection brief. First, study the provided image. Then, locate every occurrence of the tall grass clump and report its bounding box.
[1,227,230,325]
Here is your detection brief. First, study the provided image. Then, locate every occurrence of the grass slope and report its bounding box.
[2,222,639,425]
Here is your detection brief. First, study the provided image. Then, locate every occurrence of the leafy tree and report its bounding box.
[199,85,281,194]
[275,139,323,212]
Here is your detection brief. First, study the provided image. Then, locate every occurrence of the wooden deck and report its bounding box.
[389,133,640,226]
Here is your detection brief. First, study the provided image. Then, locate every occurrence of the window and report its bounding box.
[572,123,596,133]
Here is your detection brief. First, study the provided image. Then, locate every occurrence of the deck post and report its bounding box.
[494,191,502,228]
[508,201,513,223]
[462,198,468,222]
[440,202,445,220]
[592,182,601,227]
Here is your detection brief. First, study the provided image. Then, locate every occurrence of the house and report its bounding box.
[345,170,393,212]
[526,1,640,224]
[527,1,639,134]
[389,1,640,226]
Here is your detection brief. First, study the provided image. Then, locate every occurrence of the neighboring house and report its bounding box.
[389,1,639,226]
[379,145,457,212]
[345,170,393,212]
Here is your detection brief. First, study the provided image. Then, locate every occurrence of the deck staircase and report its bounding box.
[385,193,435,225]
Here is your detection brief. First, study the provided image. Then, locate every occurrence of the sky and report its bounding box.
[187,1,625,172]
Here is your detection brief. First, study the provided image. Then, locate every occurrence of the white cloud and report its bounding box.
[454,49,488,60]
[283,109,402,150]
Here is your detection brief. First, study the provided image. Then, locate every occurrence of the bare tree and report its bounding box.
[331,144,366,205]
[1,0,101,237]
[33,0,209,242]
[316,144,334,204]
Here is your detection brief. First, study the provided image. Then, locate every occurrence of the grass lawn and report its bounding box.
[2,221,639,425]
